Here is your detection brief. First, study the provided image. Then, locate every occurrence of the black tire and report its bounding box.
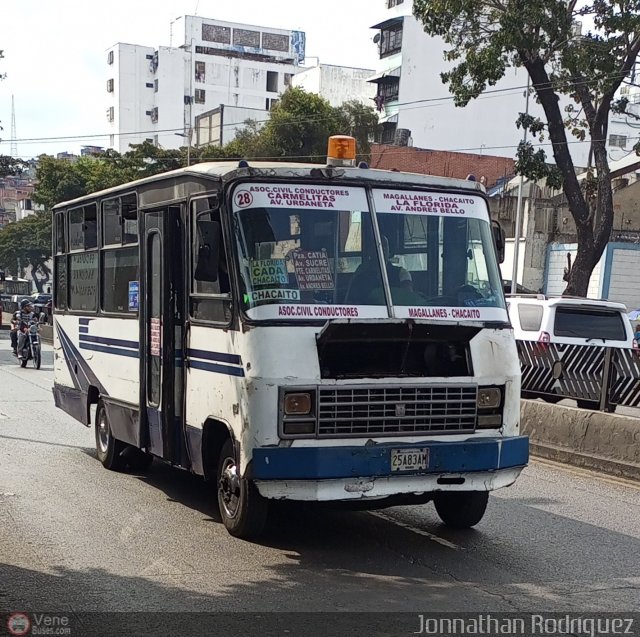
[217,438,268,539]
[433,491,489,529]
[121,446,154,472]
[95,401,127,471]
[33,345,41,370]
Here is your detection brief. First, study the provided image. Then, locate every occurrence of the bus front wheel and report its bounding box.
[95,402,126,471]
[433,491,489,529]
[216,439,268,539]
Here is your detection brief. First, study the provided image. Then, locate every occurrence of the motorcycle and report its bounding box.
[18,319,41,369]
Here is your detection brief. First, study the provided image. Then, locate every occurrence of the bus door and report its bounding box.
[141,207,185,464]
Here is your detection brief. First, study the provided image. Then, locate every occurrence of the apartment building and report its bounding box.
[106,16,305,152]
[368,0,639,169]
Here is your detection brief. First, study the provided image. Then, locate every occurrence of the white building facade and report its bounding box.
[106,17,305,153]
[368,0,639,169]
[291,63,376,108]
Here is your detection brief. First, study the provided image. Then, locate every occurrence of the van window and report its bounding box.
[517,303,544,331]
[554,307,626,341]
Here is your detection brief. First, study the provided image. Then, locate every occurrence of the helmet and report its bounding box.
[20,299,32,310]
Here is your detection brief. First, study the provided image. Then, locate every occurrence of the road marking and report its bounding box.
[531,457,640,491]
[369,511,461,549]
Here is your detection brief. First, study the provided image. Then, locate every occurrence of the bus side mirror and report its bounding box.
[195,220,221,282]
[492,220,505,264]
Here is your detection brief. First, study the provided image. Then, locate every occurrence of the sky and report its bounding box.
[0,0,382,160]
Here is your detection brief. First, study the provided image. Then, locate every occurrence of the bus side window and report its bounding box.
[190,203,232,324]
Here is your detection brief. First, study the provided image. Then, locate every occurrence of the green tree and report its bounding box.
[220,88,379,163]
[0,212,52,291]
[413,0,640,296]
[335,100,380,162]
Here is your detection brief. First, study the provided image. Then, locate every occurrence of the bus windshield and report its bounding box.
[232,183,506,322]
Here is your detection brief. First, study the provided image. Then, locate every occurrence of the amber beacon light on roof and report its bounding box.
[326,135,357,167]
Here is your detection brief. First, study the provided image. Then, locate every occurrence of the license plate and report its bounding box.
[391,448,429,472]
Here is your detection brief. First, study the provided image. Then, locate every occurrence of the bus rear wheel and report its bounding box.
[433,491,489,529]
[95,401,126,471]
[216,439,268,539]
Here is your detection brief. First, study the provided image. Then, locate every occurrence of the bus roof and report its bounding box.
[52,161,486,210]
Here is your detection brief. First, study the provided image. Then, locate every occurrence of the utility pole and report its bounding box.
[10,95,17,158]
[511,79,531,295]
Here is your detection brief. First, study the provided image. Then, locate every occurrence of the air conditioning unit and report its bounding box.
[106,78,114,93]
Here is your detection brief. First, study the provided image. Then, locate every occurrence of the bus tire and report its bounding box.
[433,491,489,529]
[95,401,126,471]
[217,438,268,539]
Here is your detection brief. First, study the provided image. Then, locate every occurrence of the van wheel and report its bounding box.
[217,439,268,539]
[95,401,126,471]
[433,491,489,529]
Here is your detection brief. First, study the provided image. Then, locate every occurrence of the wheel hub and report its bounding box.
[219,459,241,518]
[97,415,109,453]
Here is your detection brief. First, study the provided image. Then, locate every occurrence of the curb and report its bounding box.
[529,442,640,481]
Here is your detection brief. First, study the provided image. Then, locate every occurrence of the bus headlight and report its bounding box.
[280,389,317,437]
[477,387,504,429]
[477,388,501,409]
[284,392,312,415]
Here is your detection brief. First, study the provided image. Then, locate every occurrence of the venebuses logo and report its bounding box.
[7,613,31,636]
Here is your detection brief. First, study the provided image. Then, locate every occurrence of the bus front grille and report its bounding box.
[317,385,478,438]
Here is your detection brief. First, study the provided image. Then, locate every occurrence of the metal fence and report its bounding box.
[518,341,640,411]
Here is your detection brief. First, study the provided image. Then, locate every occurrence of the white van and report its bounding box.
[507,295,638,410]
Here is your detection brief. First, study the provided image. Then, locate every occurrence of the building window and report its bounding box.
[233,28,260,48]
[106,106,114,122]
[387,0,404,6]
[202,23,231,44]
[150,107,158,123]
[377,78,400,103]
[266,71,279,93]
[195,89,206,104]
[266,97,279,111]
[107,50,114,65]
[609,134,627,148]
[145,82,153,88]
[195,61,206,83]
[284,73,293,87]
[380,24,403,57]
[380,122,398,144]
[262,32,290,52]
[107,78,114,93]
[145,54,154,60]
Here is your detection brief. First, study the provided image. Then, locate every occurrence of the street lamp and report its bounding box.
[175,129,193,166]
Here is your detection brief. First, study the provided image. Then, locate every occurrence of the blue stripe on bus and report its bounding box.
[251,436,530,480]
[79,318,93,326]
[189,359,245,377]
[79,342,139,359]
[188,349,242,365]
[79,326,89,334]
[79,334,139,350]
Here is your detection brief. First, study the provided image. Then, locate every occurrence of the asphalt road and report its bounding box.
[1,331,639,629]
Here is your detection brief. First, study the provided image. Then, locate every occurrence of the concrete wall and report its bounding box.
[293,64,376,108]
[521,400,640,480]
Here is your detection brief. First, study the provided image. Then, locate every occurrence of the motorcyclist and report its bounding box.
[11,299,35,359]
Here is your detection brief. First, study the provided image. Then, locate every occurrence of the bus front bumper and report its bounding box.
[251,436,528,502]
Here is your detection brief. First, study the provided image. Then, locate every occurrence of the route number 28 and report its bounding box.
[235,191,253,208]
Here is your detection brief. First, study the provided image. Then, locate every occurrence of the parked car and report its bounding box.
[507,295,637,411]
